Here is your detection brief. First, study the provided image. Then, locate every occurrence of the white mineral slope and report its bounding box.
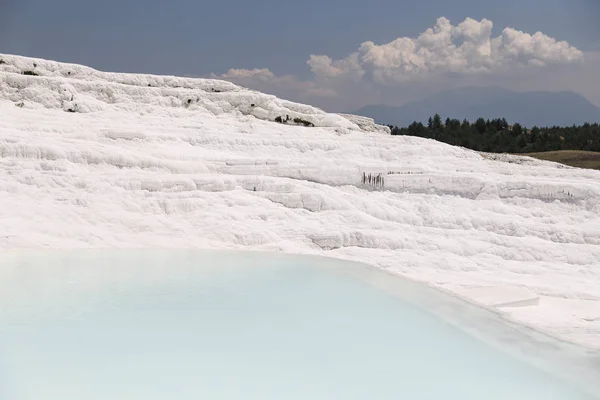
[1,54,600,350]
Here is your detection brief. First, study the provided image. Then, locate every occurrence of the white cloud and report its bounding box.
[309,17,584,83]
[305,87,338,98]
[492,28,584,66]
[218,68,275,82]
[306,54,364,81]
[211,68,339,99]
[210,17,593,111]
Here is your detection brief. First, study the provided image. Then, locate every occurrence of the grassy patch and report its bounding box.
[519,150,600,170]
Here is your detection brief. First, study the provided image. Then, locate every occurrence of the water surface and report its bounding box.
[0,250,597,399]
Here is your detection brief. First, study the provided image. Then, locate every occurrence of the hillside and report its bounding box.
[519,151,600,170]
[2,54,600,354]
[356,86,600,128]
[0,53,388,134]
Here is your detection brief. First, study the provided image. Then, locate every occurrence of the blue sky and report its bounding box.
[1,0,599,110]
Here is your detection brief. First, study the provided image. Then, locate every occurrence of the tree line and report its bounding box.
[388,114,600,153]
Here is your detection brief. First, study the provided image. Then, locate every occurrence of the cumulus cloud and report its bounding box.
[218,68,275,82]
[309,17,584,83]
[307,54,364,81]
[211,17,592,111]
[211,68,338,98]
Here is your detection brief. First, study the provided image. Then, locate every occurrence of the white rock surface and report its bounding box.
[1,53,600,350]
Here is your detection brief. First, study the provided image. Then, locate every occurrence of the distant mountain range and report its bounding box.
[354,86,600,128]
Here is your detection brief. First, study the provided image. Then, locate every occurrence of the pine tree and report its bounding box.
[433,114,442,132]
[512,123,523,137]
[475,118,487,134]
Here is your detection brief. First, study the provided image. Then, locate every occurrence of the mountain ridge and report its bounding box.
[355,86,600,128]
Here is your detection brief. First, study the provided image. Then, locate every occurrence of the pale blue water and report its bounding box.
[0,250,598,400]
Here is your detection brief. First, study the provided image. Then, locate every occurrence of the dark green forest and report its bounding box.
[388,115,600,153]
